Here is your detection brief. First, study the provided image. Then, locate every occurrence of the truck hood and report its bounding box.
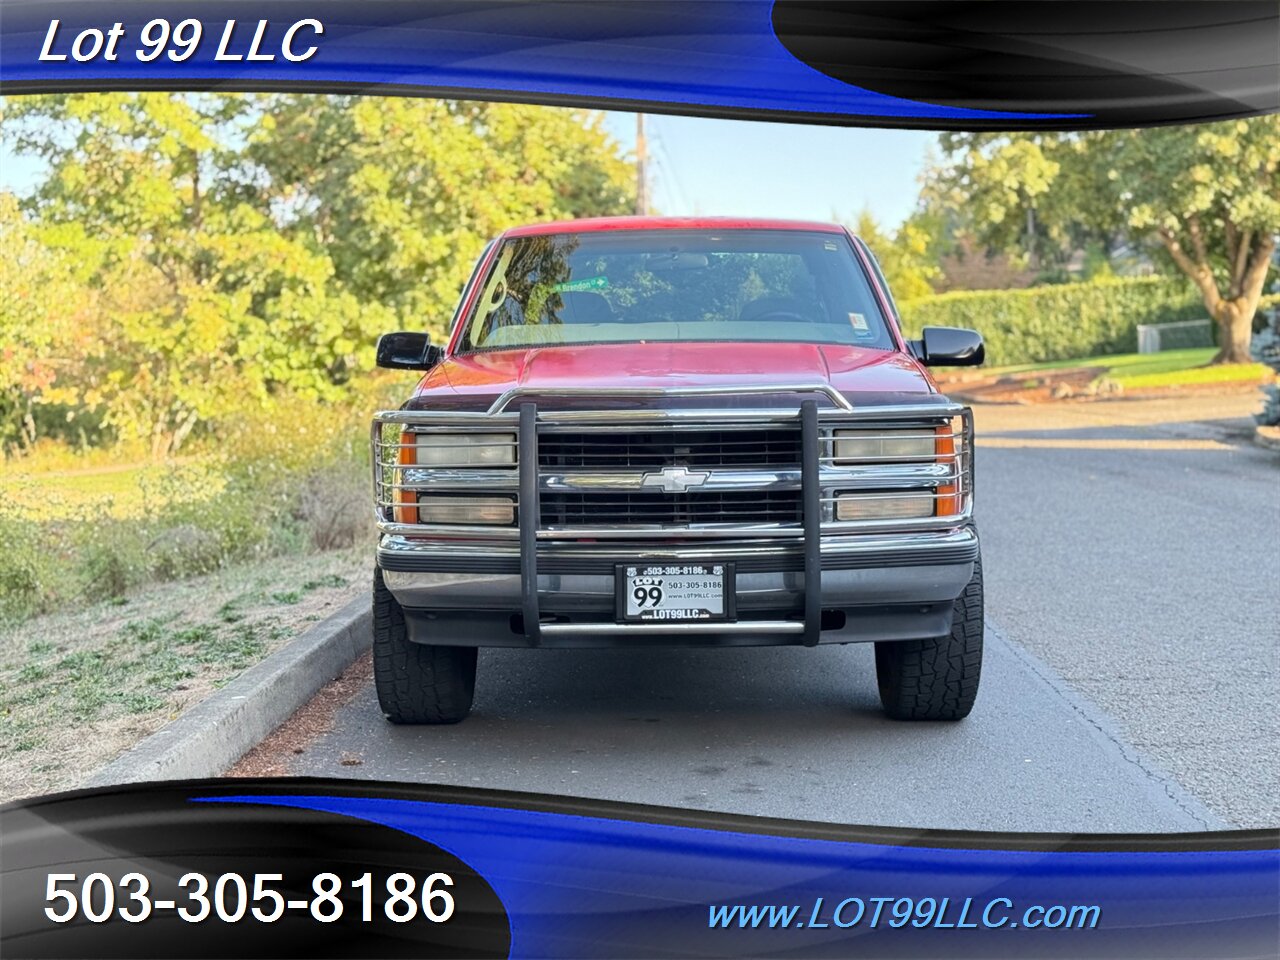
[412,342,935,409]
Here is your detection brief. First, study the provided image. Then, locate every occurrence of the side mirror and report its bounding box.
[913,326,985,366]
[376,332,443,371]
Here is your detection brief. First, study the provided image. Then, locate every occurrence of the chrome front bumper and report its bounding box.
[378,526,978,647]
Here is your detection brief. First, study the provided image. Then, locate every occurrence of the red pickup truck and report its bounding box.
[371,217,985,725]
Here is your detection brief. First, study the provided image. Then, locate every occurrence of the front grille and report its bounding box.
[541,491,803,527]
[538,428,800,470]
[374,404,972,537]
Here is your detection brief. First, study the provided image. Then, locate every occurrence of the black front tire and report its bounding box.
[372,568,477,724]
[875,558,983,721]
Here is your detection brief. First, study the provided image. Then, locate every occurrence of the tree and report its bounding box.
[930,138,1063,271]
[3,93,341,454]
[1108,121,1278,363]
[1,93,635,452]
[931,118,1280,362]
[0,194,99,451]
[850,210,941,301]
[244,96,635,342]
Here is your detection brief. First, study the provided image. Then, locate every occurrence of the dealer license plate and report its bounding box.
[616,563,733,623]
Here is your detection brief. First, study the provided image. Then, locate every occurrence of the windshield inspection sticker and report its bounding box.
[849,312,869,331]
[552,276,609,293]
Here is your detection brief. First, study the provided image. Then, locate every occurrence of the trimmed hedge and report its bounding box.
[898,277,1205,366]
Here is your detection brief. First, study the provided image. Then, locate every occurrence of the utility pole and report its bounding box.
[635,113,648,216]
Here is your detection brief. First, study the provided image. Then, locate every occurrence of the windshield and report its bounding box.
[457,229,895,352]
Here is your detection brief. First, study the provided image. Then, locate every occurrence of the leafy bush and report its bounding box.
[0,512,58,619]
[294,470,371,552]
[77,527,151,599]
[146,524,227,581]
[898,277,1206,365]
[1252,299,1280,426]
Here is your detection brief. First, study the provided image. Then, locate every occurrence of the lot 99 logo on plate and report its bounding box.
[630,575,667,611]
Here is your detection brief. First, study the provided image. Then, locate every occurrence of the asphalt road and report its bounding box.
[248,395,1276,832]
[973,395,1278,829]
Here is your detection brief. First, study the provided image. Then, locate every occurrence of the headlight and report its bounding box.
[830,422,964,521]
[413,433,516,468]
[836,494,934,521]
[833,428,936,462]
[415,496,515,525]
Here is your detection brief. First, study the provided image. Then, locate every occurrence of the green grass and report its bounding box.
[0,546,366,802]
[0,461,221,522]
[35,465,151,496]
[981,348,1268,390]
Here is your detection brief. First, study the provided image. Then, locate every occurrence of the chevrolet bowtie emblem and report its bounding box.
[641,466,710,493]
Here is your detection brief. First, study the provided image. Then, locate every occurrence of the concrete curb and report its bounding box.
[1253,425,1280,452]
[85,596,371,787]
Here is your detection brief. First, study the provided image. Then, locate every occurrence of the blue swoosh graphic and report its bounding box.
[198,794,1277,958]
[0,1,1085,122]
